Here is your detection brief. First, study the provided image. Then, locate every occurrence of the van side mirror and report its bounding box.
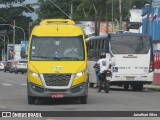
[111,57,116,66]
[89,49,96,58]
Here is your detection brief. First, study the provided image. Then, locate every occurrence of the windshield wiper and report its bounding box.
[58,57,80,61]
[32,55,52,59]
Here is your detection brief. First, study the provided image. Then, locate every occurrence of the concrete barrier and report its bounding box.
[153,53,160,85]
[153,73,160,85]
[154,53,160,69]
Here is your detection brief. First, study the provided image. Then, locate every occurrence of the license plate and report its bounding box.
[126,77,135,80]
[51,94,64,98]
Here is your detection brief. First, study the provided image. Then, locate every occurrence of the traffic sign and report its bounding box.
[0,22,11,31]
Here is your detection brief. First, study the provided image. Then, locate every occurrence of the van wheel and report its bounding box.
[132,85,137,91]
[28,96,36,104]
[80,96,87,104]
[89,83,94,88]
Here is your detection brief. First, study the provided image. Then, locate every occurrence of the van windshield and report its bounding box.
[110,35,150,54]
[30,36,84,61]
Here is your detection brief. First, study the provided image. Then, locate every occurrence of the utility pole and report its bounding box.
[112,0,114,32]
[4,35,5,59]
[2,49,3,60]
[145,0,153,34]
[93,4,98,36]
[13,20,15,60]
[106,0,108,34]
[119,0,122,30]
[28,22,32,38]
[70,1,73,20]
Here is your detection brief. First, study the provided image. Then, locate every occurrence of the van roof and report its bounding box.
[40,19,75,25]
[32,19,83,36]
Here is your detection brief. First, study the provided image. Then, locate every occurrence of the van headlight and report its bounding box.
[29,70,40,79]
[75,70,86,79]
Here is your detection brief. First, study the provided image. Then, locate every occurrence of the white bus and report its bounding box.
[87,33,154,91]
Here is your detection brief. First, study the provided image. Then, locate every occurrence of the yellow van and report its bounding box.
[27,19,88,104]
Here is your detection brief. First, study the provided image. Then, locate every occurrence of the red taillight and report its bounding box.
[149,61,154,72]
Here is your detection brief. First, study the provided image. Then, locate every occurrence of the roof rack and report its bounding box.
[40,19,75,25]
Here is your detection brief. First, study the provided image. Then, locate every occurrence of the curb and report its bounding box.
[144,86,160,92]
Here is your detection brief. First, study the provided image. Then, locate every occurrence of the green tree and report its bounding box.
[0,0,33,60]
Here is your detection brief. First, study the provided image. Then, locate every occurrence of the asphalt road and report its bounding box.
[0,71,160,120]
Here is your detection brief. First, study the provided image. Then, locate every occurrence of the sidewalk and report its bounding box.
[144,85,160,92]
[143,71,160,91]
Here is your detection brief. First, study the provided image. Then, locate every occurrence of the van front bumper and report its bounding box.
[27,82,88,98]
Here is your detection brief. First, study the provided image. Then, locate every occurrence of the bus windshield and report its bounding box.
[110,35,150,54]
[30,36,84,61]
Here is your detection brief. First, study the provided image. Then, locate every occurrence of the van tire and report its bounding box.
[28,96,36,104]
[80,96,87,104]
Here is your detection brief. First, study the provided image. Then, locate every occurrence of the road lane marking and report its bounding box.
[20,84,27,86]
[6,79,19,84]
[46,118,56,120]
[1,83,13,86]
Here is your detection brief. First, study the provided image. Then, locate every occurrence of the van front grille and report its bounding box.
[43,74,71,86]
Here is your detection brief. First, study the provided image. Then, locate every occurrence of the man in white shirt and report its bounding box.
[94,53,110,86]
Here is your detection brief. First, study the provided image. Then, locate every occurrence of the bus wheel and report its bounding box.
[137,84,143,91]
[132,85,137,91]
[124,84,129,90]
[89,83,94,88]
[80,96,87,104]
[28,96,36,104]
